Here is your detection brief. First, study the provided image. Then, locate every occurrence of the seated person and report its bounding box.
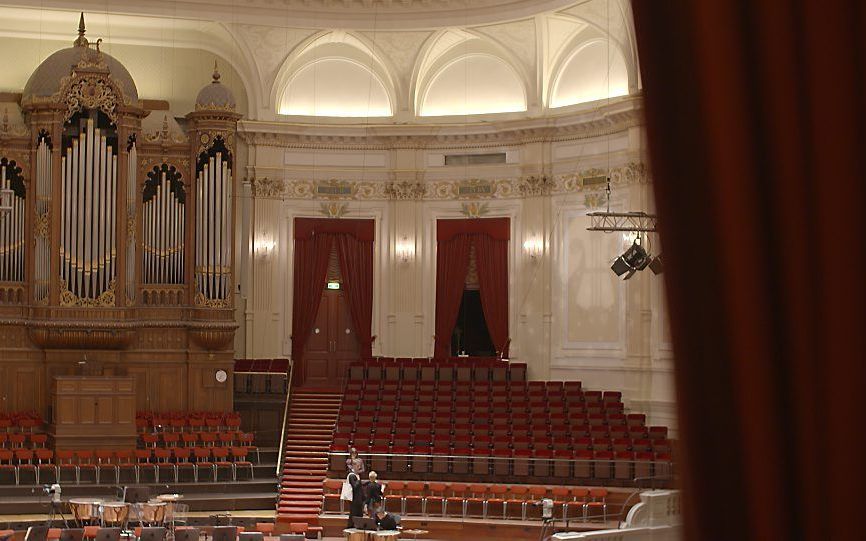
[375,507,399,531]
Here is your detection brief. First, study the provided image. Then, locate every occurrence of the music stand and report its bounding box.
[139,528,167,541]
[211,526,237,541]
[59,529,84,541]
[351,518,378,532]
[124,487,151,503]
[24,527,49,541]
[173,528,199,541]
[93,528,121,541]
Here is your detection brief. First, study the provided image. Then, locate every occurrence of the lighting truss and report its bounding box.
[586,211,658,233]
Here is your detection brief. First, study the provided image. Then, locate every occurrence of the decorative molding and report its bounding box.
[34,212,50,238]
[237,106,642,150]
[0,108,29,139]
[249,162,649,202]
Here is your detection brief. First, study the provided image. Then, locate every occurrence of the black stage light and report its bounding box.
[649,254,663,275]
[611,240,649,278]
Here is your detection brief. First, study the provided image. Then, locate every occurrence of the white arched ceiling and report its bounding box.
[273,31,397,118]
[419,53,526,116]
[278,57,392,117]
[549,39,628,108]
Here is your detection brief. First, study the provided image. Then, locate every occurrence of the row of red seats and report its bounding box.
[0,447,257,485]
[139,430,255,449]
[336,420,666,439]
[348,359,526,383]
[0,417,44,433]
[346,379,583,394]
[335,434,672,453]
[323,480,611,521]
[331,447,673,481]
[135,411,241,432]
[0,433,49,449]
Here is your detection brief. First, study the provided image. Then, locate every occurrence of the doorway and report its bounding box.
[301,284,359,389]
[450,289,496,357]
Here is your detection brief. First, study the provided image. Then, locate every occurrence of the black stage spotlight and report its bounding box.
[649,254,663,274]
[611,240,649,278]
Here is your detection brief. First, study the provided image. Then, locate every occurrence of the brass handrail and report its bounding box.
[275,359,294,478]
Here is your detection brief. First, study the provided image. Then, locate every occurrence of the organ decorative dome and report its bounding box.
[22,13,139,105]
[195,63,237,112]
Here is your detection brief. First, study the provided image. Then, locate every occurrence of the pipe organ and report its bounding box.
[143,164,185,284]
[0,157,25,283]
[0,15,241,418]
[195,137,232,302]
[60,116,118,303]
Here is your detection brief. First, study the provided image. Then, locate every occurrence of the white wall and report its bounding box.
[237,96,677,433]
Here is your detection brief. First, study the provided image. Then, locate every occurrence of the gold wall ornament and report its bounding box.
[194,290,232,308]
[460,202,490,218]
[251,177,287,198]
[384,180,426,200]
[319,202,349,218]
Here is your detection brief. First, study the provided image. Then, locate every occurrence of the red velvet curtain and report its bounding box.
[433,234,472,359]
[290,233,333,368]
[336,234,374,360]
[633,1,866,540]
[474,234,510,357]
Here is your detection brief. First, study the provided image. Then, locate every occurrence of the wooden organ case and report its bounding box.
[0,15,241,423]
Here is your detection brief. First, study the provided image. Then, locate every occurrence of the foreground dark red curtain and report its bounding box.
[336,234,374,360]
[474,234,510,357]
[632,1,866,540]
[433,234,472,359]
[290,233,332,369]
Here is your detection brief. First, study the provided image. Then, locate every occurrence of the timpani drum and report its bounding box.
[373,532,400,541]
[69,499,103,525]
[344,530,367,541]
[156,494,183,522]
[138,501,167,524]
[100,502,130,526]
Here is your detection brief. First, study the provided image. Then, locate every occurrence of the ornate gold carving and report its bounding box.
[61,74,120,124]
[384,180,425,200]
[460,202,490,218]
[252,177,287,198]
[0,107,29,139]
[59,279,116,307]
[517,175,552,196]
[127,216,136,239]
[319,202,349,218]
[194,291,232,308]
[34,211,50,238]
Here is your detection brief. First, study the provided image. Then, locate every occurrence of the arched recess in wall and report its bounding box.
[549,38,629,108]
[419,54,526,116]
[413,29,529,117]
[273,31,397,117]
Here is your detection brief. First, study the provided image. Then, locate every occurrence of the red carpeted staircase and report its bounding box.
[276,390,342,523]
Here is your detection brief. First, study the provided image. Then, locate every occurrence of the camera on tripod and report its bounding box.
[42,484,62,503]
[530,498,555,521]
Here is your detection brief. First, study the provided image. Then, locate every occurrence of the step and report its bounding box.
[282,469,327,475]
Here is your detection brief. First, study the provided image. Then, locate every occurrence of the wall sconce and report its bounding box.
[523,236,543,261]
[396,236,415,265]
[254,235,276,260]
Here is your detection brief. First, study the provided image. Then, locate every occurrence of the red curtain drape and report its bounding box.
[433,234,472,359]
[336,234,374,360]
[633,1,866,540]
[474,234,509,357]
[290,233,333,368]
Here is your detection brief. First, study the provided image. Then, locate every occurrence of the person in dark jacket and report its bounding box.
[347,472,365,527]
[365,471,383,516]
[375,507,399,531]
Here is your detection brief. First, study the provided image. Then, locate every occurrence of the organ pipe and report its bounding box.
[35,135,51,302]
[195,144,231,301]
[0,160,24,283]
[60,117,117,300]
[126,141,137,302]
[142,165,185,285]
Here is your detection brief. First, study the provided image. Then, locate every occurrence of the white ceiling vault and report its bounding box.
[0,0,638,122]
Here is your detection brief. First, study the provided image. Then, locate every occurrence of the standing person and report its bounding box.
[346,472,365,528]
[365,471,383,516]
[346,447,365,475]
